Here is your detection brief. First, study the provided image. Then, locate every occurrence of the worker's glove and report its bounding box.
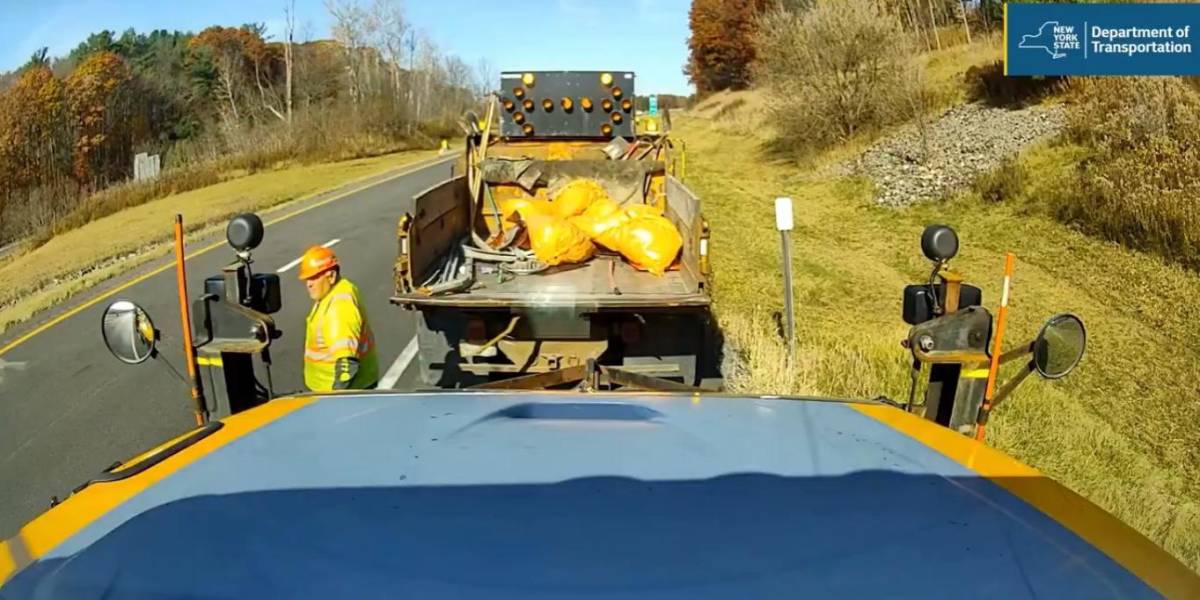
[332,357,361,390]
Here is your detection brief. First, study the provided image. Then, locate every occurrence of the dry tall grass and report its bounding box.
[754,0,923,157]
[1057,77,1200,269]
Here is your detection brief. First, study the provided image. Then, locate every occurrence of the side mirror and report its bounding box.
[101,301,158,364]
[984,313,1087,418]
[1032,313,1086,379]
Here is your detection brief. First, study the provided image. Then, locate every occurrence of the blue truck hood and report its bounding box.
[1,392,1194,598]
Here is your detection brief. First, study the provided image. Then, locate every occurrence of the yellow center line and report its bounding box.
[0,155,450,359]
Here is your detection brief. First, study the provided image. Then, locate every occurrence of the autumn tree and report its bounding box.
[685,0,769,95]
[294,41,344,108]
[0,10,484,244]
[189,25,286,124]
[326,0,369,104]
[189,27,250,122]
[66,51,134,186]
[0,66,72,191]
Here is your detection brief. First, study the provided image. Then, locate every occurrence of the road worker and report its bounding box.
[298,246,379,391]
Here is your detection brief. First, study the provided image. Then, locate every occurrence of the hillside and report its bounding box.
[678,70,1200,570]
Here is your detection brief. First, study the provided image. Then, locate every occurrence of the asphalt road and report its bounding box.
[0,157,454,538]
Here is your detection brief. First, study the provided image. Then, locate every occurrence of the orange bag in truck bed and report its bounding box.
[611,213,683,276]
[550,178,609,218]
[522,211,596,266]
[499,198,552,222]
[572,202,662,250]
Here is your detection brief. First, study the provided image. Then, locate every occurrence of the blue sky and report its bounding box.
[0,0,695,95]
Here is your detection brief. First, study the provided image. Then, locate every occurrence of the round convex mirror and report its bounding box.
[1032,313,1086,379]
[921,224,959,262]
[101,300,157,364]
[226,213,264,253]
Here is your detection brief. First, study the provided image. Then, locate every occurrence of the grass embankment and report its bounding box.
[679,91,1200,570]
[0,149,439,335]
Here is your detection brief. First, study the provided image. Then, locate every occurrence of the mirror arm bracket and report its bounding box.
[997,341,1035,365]
[979,361,1035,422]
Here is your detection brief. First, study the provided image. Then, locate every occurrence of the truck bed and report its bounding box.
[394,170,709,310]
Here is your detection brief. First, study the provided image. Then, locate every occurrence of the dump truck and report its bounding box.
[392,71,715,388]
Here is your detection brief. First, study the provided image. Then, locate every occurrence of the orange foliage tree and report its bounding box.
[685,0,770,95]
[66,51,133,186]
[0,66,72,192]
[189,26,285,124]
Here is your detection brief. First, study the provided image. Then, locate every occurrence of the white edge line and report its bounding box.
[380,337,419,389]
[276,238,341,273]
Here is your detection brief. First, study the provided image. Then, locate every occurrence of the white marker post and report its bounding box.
[775,197,796,360]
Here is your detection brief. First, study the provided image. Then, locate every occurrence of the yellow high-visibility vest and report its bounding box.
[304,277,379,391]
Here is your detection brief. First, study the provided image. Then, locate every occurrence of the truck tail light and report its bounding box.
[699,219,710,275]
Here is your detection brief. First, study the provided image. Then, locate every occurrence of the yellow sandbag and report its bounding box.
[576,202,663,250]
[524,212,596,266]
[613,214,682,276]
[569,198,618,244]
[550,179,609,218]
[500,198,552,222]
[622,203,662,218]
[582,196,620,220]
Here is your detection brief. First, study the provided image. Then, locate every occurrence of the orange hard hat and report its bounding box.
[297,245,339,280]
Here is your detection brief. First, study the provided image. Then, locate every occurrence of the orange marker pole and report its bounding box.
[976,252,1016,442]
[174,215,208,426]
